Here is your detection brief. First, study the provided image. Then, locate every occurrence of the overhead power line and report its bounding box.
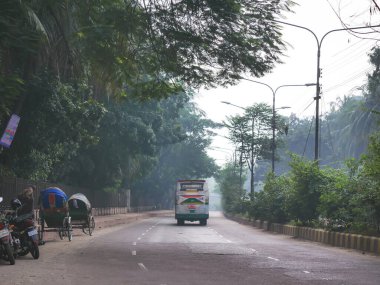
[330,37,372,58]
[372,0,380,13]
[323,66,372,93]
[325,0,380,41]
[324,40,377,72]
[300,99,316,115]
[302,117,314,157]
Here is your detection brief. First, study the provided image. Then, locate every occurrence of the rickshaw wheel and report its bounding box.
[82,216,95,235]
[67,226,72,241]
[89,216,95,236]
[58,228,64,240]
[64,217,72,241]
[38,220,44,242]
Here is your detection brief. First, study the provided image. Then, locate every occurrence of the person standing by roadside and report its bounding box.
[16,185,36,217]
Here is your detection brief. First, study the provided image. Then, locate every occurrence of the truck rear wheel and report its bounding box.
[200,219,207,226]
[177,219,184,226]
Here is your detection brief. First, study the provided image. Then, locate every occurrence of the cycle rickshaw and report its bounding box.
[38,187,72,242]
[68,193,95,236]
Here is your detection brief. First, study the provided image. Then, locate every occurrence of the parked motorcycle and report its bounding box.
[0,197,15,265]
[9,199,39,259]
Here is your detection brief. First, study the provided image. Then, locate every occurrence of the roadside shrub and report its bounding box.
[250,172,290,223]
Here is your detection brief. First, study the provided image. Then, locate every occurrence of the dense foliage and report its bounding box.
[221,149,380,235]
[132,105,219,208]
[0,74,219,206]
[219,47,380,235]
[214,161,247,214]
[0,0,294,123]
[1,1,294,205]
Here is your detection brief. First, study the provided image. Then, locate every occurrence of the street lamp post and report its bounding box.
[237,77,316,173]
[272,84,316,173]
[221,99,293,192]
[273,20,380,162]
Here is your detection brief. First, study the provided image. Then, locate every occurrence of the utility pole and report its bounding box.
[272,20,380,163]
[236,77,315,173]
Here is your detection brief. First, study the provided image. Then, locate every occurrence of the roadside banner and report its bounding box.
[0,114,20,148]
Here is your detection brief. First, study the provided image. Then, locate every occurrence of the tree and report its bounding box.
[1,0,295,206]
[1,1,295,106]
[250,172,290,223]
[225,103,272,193]
[138,0,294,87]
[320,48,380,163]
[358,131,380,232]
[60,90,191,192]
[317,165,353,230]
[131,102,219,207]
[285,154,323,225]
[215,161,247,214]
[0,73,105,181]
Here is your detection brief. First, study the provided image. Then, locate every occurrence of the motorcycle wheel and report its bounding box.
[28,241,39,259]
[17,246,29,257]
[3,243,15,265]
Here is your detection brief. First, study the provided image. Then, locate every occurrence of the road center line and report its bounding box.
[138,263,148,271]
[132,250,137,256]
[133,242,137,246]
[303,271,310,274]
[267,257,279,261]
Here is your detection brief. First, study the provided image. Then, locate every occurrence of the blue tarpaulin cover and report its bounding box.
[40,187,68,210]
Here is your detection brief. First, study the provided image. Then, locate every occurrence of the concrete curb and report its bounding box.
[225,213,380,255]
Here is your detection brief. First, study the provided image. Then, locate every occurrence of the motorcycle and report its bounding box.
[0,197,15,265]
[9,199,39,260]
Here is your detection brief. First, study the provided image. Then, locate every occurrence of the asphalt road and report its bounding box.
[1,212,379,285]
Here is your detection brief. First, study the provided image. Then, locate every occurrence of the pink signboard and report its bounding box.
[0,114,20,148]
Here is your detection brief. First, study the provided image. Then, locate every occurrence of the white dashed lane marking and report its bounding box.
[267,257,279,261]
[138,263,148,271]
[250,248,258,254]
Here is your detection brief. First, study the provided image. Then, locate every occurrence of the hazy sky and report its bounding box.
[194,0,380,165]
